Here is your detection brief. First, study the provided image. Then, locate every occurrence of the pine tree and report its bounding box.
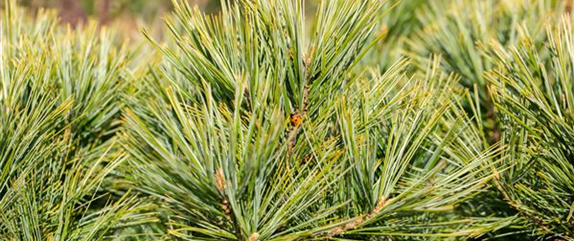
[1,0,574,240]
[408,0,566,144]
[0,3,147,240]
[123,0,504,240]
[486,16,574,241]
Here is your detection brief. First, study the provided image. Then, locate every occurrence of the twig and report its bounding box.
[215,168,243,239]
[318,197,391,239]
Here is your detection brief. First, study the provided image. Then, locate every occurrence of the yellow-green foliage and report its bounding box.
[0,0,573,241]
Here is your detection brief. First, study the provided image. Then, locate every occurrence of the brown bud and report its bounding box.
[248,232,260,241]
[215,168,225,192]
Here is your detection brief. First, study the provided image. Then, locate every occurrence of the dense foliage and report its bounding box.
[0,0,573,240]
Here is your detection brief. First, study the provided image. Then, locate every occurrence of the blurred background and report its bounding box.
[3,0,325,39]
[6,0,221,25]
[0,0,226,40]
